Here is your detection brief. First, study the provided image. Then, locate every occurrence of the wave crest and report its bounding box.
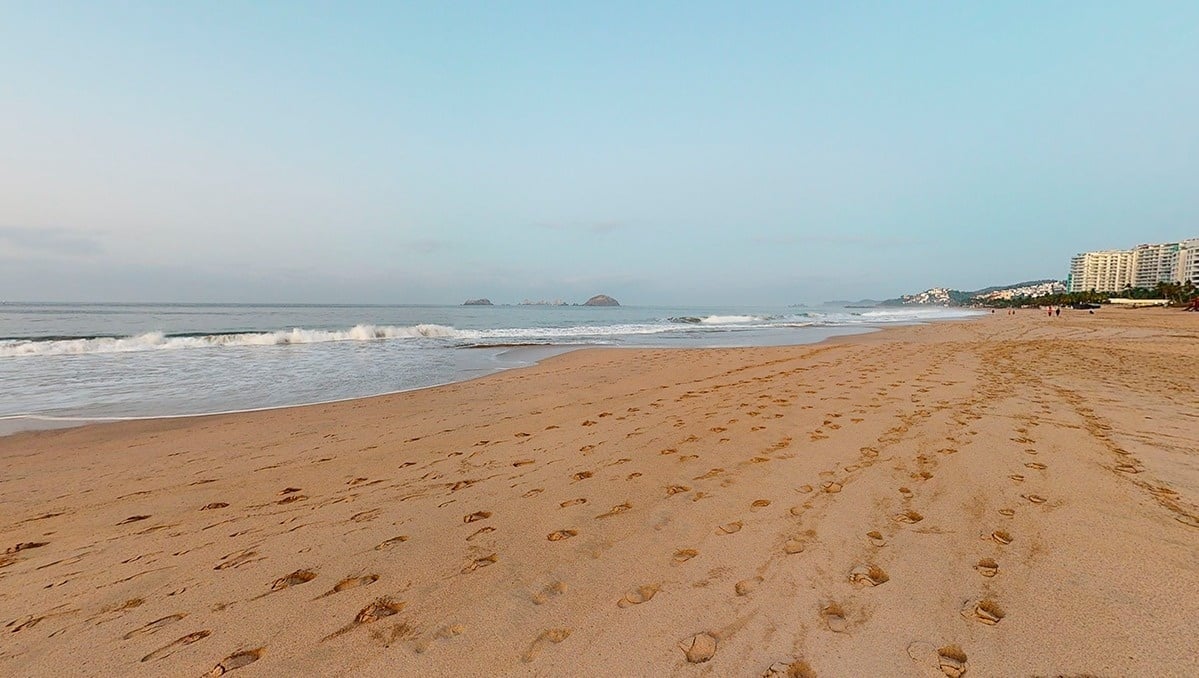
[0,324,460,357]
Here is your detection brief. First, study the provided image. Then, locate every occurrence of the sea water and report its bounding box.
[0,302,982,434]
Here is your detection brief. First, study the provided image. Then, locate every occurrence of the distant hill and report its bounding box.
[882,280,1066,306]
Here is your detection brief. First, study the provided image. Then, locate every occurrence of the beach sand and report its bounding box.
[2,309,1197,676]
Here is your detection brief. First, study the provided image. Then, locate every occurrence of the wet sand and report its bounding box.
[2,309,1197,676]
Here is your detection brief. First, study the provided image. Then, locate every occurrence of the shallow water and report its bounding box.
[0,302,981,432]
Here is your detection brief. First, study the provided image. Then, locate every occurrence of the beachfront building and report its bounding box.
[1179,239,1199,285]
[1131,242,1181,288]
[1068,250,1135,292]
[1068,237,1199,292]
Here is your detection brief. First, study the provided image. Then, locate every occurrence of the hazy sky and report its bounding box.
[3,2,1197,304]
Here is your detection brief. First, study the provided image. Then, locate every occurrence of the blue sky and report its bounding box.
[2,1,1197,304]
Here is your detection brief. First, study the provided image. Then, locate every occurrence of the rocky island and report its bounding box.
[462,298,493,306]
[582,294,620,306]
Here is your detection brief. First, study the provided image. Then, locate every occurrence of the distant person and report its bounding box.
[1055,308,1061,317]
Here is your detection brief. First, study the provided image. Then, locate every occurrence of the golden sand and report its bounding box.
[2,309,1197,676]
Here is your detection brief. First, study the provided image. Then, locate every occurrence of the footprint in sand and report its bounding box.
[866,531,887,547]
[762,659,816,678]
[1008,474,1025,483]
[572,471,594,481]
[355,598,405,624]
[961,598,1005,625]
[270,570,316,591]
[318,574,379,598]
[751,499,771,509]
[717,521,743,535]
[201,503,229,511]
[560,498,586,508]
[123,614,188,640]
[821,481,843,494]
[997,508,1016,517]
[374,536,409,551]
[466,526,495,541]
[1021,494,1047,504]
[893,510,924,524]
[735,577,762,596]
[908,641,968,678]
[118,515,152,525]
[849,564,889,586]
[898,487,914,499]
[205,647,264,675]
[547,529,578,541]
[141,630,211,662]
[666,485,691,496]
[522,488,544,498]
[798,485,814,493]
[679,632,718,663]
[464,511,491,523]
[617,584,660,608]
[462,554,498,573]
[783,538,805,554]
[673,549,699,564]
[975,558,999,577]
[936,645,969,678]
[321,597,405,641]
[1024,462,1047,470]
[596,502,632,519]
[521,628,571,663]
[990,530,1013,545]
[820,602,848,632]
[213,550,261,571]
[513,459,535,467]
[531,581,567,605]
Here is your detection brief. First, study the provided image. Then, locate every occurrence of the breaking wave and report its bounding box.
[0,307,984,358]
[0,324,459,357]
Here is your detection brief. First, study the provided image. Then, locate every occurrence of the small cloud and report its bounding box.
[0,226,104,256]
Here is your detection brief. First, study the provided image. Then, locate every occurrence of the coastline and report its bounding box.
[0,318,896,438]
[2,309,1196,676]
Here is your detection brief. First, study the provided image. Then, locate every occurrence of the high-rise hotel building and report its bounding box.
[1067,238,1199,292]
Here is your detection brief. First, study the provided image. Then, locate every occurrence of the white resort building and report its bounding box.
[1068,238,1199,292]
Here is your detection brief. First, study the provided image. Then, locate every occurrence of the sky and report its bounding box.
[2,2,1198,305]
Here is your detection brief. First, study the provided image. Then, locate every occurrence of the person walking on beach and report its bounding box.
[1055,307,1061,317]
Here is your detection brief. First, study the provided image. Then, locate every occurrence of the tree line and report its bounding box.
[976,280,1198,308]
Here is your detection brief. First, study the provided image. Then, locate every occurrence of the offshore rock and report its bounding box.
[583,294,619,307]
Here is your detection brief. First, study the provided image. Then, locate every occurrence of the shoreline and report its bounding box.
[2,309,1195,676]
[0,321,897,438]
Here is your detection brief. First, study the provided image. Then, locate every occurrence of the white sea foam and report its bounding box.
[699,315,764,324]
[0,324,459,357]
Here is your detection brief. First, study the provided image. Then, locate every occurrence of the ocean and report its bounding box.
[0,302,982,434]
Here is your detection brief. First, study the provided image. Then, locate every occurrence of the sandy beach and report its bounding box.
[2,309,1197,677]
